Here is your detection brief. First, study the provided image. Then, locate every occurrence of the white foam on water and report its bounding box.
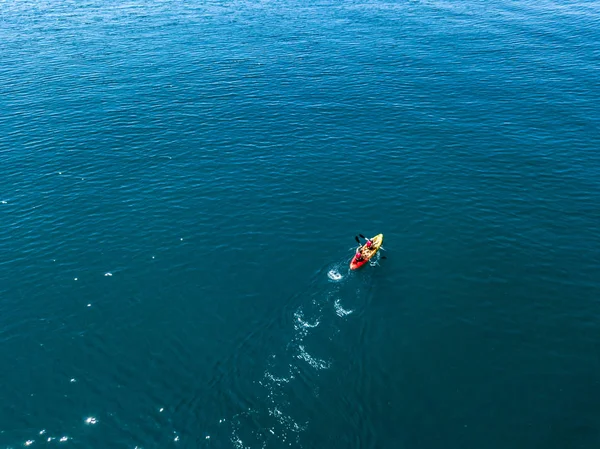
[231,435,247,449]
[230,414,259,449]
[268,406,306,434]
[264,370,293,384]
[370,251,385,267]
[297,345,331,370]
[261,359,307,442]
[334,299,353,317]
[293,309,320,333]
[327,269,343,281]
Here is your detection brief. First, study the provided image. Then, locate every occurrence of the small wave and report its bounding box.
[334,299,353,317]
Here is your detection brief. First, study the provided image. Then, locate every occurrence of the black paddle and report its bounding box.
[355,236,361,245]
[359,234,367,240]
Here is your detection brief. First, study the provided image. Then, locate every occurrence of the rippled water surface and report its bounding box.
[2,0,600,447]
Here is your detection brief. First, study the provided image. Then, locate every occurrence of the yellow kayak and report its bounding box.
[350,234,383,270]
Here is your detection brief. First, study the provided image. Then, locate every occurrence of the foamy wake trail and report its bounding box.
[230,264,355,448]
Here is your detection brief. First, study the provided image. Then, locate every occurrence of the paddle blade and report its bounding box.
[355,236,360,244]
[359,234,367,240]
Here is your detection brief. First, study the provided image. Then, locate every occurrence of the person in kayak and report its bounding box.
[353,235,372,262]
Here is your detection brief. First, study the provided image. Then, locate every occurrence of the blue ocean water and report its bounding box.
[2,0,600,447]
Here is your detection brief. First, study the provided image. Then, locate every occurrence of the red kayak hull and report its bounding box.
[350,233,384,270]
[349,257,370,270]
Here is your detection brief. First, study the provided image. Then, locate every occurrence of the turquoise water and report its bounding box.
[2,0,600,447]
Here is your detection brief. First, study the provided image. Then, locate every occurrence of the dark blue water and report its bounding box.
[2,0,600,447]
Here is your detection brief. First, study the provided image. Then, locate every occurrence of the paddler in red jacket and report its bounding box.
[355,250,364,262]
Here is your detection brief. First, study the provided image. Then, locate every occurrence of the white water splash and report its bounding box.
[264,370,293,384]
[334,299,353,317]
[293,309,320,333]
[297,345,331,370]
[269,406,306,434]
[327,269,343,281]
